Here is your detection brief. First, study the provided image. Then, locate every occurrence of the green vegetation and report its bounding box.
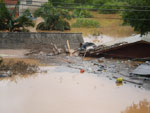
[51,0,74,6]
[74,0,93,4]
[0,0,34,32]
[34,1,72,31]
[1,0,146,37]
[122,0,150,35]
[72,9,93,18]
[99,2,127,14]
[93,0,112,6]
[72,19,100,28]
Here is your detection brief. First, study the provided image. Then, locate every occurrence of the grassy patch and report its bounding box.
[66,12,135,37]
[99,2,127,14]
[72,9,93,18]
[72,18,100,28]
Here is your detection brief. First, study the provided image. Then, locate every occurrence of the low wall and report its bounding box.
[0,32,84,49]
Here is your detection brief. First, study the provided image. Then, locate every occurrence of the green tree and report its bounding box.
[93,0,112,5]
[74,0,93,4]
[49,0,74,6]
[0,0,34,32]
[122,0,150,35]
[34,1,72,31]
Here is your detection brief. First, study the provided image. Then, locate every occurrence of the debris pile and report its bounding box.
[80,35,150,59]
[131,62,150,77]
[79,42,128,56]
[25,43,64,56]
[66,56,150,89]
[0,57,38,77]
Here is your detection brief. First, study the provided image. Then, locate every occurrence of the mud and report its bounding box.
[0,66,150,113]
[0,49,150,113]
[0,58,39,77]
[1,49,150,89]
[26,52,150,90]
[36,54,150,90]
[0,49,29,58]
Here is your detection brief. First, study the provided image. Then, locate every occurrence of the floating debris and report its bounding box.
[116,77,123,83]
[80,69,85,73]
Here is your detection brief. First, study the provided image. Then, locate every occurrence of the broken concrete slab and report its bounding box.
[132,64,150,77]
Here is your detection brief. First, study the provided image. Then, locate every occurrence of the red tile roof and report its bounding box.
[4,0,18,4]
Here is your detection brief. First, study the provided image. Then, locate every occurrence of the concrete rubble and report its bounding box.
[131,63,150,77]
[59,55,150,89]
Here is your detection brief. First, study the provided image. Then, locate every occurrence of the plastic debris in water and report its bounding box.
[116,77,123,83]
[80,69,85,73]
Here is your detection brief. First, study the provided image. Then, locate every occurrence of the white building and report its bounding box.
[19,0,48,15]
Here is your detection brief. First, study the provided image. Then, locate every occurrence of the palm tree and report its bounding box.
[0,0,34,32]
[34,1,71,31]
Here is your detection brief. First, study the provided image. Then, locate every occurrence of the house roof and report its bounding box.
[81,33,150,57]
[4,0,18,4]
[104,34,150,46]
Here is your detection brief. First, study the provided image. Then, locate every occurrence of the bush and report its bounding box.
[74,0,93,4]
[93,0,111,6]
[72,19,100,28]
[122,0,150,35]
[0,1,34,32]
[74,5,94,9]
[99,2,127,14]
[72,9,93,18]
[34,2,71,31]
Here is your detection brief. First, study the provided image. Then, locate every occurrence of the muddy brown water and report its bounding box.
[0,49,29,58]
[0,66,150,113]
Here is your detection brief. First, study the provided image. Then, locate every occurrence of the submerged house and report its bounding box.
[83,34,150,59]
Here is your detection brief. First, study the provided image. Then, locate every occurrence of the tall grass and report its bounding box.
[72,18,100,28]
[72,9,93,18]
[99,2,128,14]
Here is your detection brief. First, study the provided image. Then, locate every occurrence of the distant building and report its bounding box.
[19,0,48,15]
[4,0,48,15]
[4,0,18,4]
[4,0,19,16]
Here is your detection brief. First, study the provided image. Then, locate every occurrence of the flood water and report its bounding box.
[0,66,150,113]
